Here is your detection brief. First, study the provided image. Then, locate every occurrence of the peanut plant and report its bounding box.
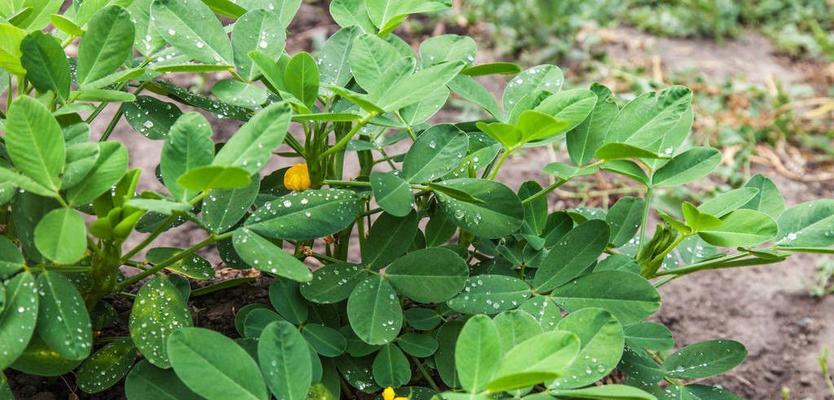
[0,0,832,399]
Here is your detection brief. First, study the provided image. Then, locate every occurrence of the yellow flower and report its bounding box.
[284,163,311,191]
[382,387,408,400]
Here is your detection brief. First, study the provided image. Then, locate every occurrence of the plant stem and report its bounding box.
[116,232,230,290]
[322,179,371,188]
[411,356,442,392]
[119,214,178,263]
[320,112,378,158]
[487,148,514,180]
[636,186,654,256]
[521,179,567,205]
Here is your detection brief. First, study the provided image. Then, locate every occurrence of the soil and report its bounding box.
[7,7,834,400]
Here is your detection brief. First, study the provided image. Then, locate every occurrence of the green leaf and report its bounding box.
[300,262,366,304]
[177,165,252,192]
[534,220,610,292]
[436,178,523,239]
[624,322,675,352]
[605,86,692,152]
[73,88,136,102]
[269,279,309,324]
[377,61,465,112]
[551,385,657,400]
[420,34,476,67]
[237,0,301,27]
[362,211,419,269]
[386,247,468,303]
[234,304,270,336]
[516,110,571,143]
[0,167,54,197]
[530,88,597,134]
[151,0,234,65]
[160,112,215,200]
[455,314,501,393]
[404,308,441,331]
[0,22,26,75]
[243,308,282,339]
[595,143,664,161]
[396,333,438,357]
[653,384,741,400]
[347,275,402,345]
[553,271,660,325]
[434,320,464,387]
[0,236,25,279]
[403,125,468,183]
[365,0,450,29]
[493,310,542,352]
[461,62,521,76]
[232,9,286,81]
[284,51,320,108]
[212,79,270,109]
[167,327,268,400]
[213,102,292,174]
[447,275,531,315]
[698,187,760,218]
[9,335,83,377]
[130,276,193,368]
[486,330,580,392]
[34,208,87,264]
[258,321,312,400]
[372,343,411,387]
[233,228,313,282]
[518,296,562,329]
[370,171,414,217]
[4,96,64,192]
[50,13,84,36]
[551,308,624,389]
[203,173,260,233]
[245,189,360,241]
[567,83,618,165]
[607,197,644,247]
[77,6,135,85]
[663,339,746,379]
[0,272,38,370]
[126,198,191,215]
[76,337,136,393]
[62,143,100,189]
[36,271,92,360]
[329,0,376,33]
[741,174,785,219]
[698,209,778,247]
[448,75,500,117]
[20,31,70,101]
[302,323,347,357]
[503,65,563,114]
[125,359,202,400]
[776,200,834,248]
[146,247,214,280]
[319,26,360,88]
[651,147,721,187]
[66,141,128,206]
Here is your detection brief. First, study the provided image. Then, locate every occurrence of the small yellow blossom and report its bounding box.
[382,387,408,400]
[284,163,311,191]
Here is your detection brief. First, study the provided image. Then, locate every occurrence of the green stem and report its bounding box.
[320,112,378,158]
[487,148,514,180]
[117,232,231,290]
[521,179,567,205]
[119,214,178,263]
[653,253,749,277]
[636,186,654,256]
[411,356,441,392]
[323,179,371,188]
